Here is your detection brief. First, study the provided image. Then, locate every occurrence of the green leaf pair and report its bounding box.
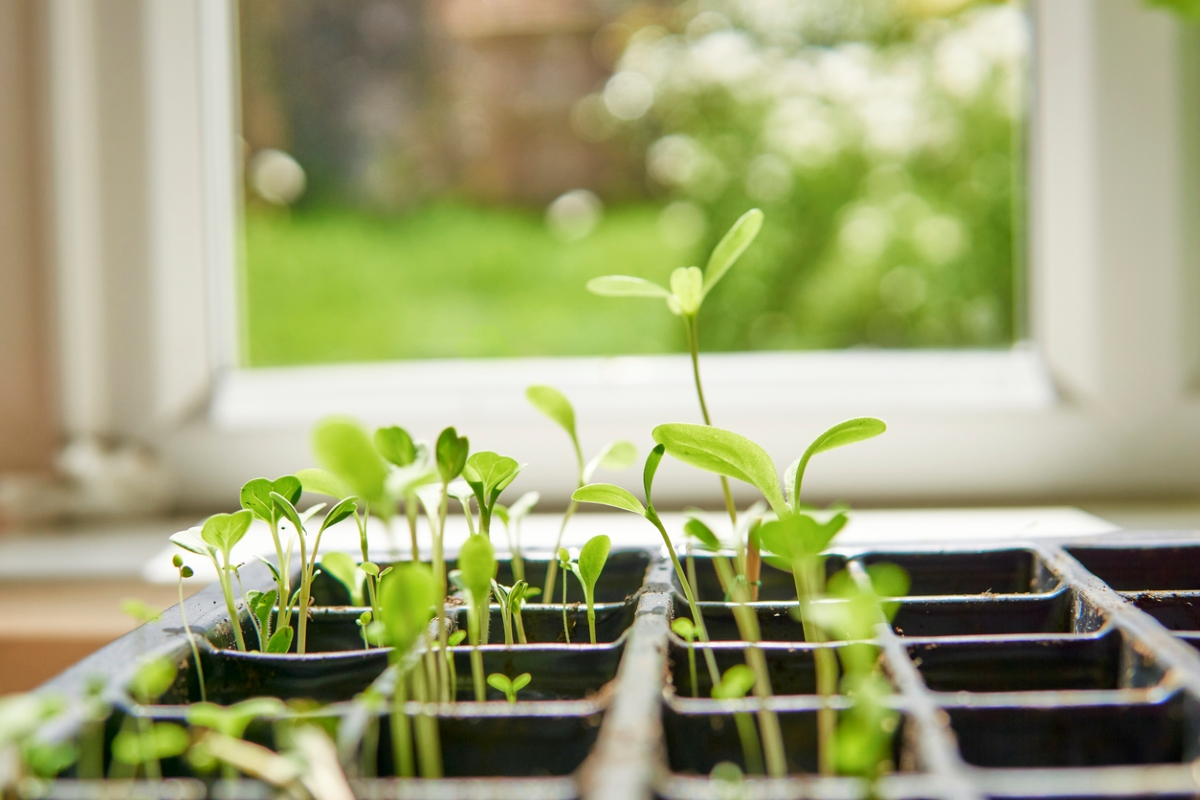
[240,476,302,528]
[756,513,848,573]
[587,209,764,318]
[486,672,531,704]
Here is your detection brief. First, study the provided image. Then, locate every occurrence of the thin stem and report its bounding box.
[296,521,310,655]
[562,569,571,644]
[468,600,486,701]
[587,593,597,645]
[796,560,838,777]
[412,642,442,778]
[179,577,207,702]
[687,547,701,603]
[732,711,765,776]
[686,641,698,698]
[391,670,414,778]
[543,499,579,600]
[267,519,289,631]
[515,607,528,644]
[435,486,451,702]
[217,559,247,652]
[406,496,420,562]
[647,513,720,686]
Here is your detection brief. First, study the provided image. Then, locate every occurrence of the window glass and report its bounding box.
[238,0,1027,366]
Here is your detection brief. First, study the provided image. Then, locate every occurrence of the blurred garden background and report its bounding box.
[238,0,1026,366]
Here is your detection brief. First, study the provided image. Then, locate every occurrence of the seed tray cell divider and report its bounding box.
[33,532,1200,799]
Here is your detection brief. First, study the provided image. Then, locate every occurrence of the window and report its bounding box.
[235,0,1027,366]
[42,0,1200,510]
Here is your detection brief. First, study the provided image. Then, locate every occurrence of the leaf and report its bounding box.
[703,208,763,295]
[525,385,580,462]
[572,484,645,516]
[583,440,637,482]
[457,535,496,602]
[643,444,665,506]
[577,535,611,598]
[652,424,784,514]
[299,502,327,525]
[683,518,721,551]
[463,451,522,509]
[319,496,359,534]
[296,468,351,500]
[448,630,467,646]
[487,673,512,693]
[867,563,910,600]
[254,555,282,583]
[113,723,189,764]
[711,664,756,700]
[269,492,303,535]
[170,526,213,558]
[757,513,847,562]
[248,590,277,637]
[511,673,531,692]
[671,617,696,641]
[129,657,176,704]
[436,427,469,483]
[786,418,886,508]
[200,510,254,562]
[312,418,389,508]
[585,275,671,298]
[240,476,302,524]
[321,553,364,606]
[374,426,416,468]
[379,562,436,653]
[669,266,704,316]
[266,627,294,654]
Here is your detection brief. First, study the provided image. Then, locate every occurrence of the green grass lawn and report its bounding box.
[242,203,694,366]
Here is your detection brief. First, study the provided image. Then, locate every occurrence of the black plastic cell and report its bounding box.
[450,604,635,645]
[948,696,1186,767]
[1067,546,1200,591]
[910,631,1125,692]
[1126,592,1200,631]
[669,642,827,697]
[860,549,1047,595]
[451,645,622,701]
[677,555,847,603]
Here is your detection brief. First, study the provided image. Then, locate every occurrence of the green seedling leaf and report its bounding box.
[436,427,470,483]
[577,535,611,600]
[683,518,721,551]
[121,598,161,625]
[269,492,303,535]
[296,468,351,500]
[643,444,665,506]
[266,627,294,654]
[526,385,581,464]
[458,535,496,603]
[583,440,637,482]
[711,664,756,700]
[0,693,65,745]
[374,426,416,467]
[652,424,785,513]
[240,476,302,524]
[379,562,437,653]
[312,418,388,508]
[448,630,467,646]
[187,698,286,738]
[512,673,532,692]
[785,418,886,508]
[703,208,764,295]
[757,513,848,564]
[486,673,510,692]
[586,275,671,298]
[299,502,327,526]
[170,526,213,558]
[361,561,380,577]
[319,496,359,534]
[201,510,254,563]
[23,740,76,778]
[572,484,645,516]
[463,451,522,509]
[668,266,704,316]
[710,761,744,785]
[321,552,365,606]
[247,590,277,638]
[672,617,697,642]
[254,556,282,583]
[129,657,176,704]
[112,722,189,764]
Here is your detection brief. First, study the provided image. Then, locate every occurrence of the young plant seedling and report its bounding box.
[172,554,207,702]
[711,664,764,777]
[575,534,611,644]
[495,490,539,583]
[671,617,700,698]
[111,657,187,780]
[321,551,367,607]
[463,451,522,541]
[428,426,470,702]
[458,534,496,701]
[486,672,531,704]
[492,579,517,646]
[272,491,358,654]
[379,562,441,779]
[558,547,575,643]
[652,417,885,775]
[374,425,435,560]
[526,384,636,600]
[171,510,254,652]
[239,475,302,638]
[588,210,764,576]
[186,697,286,780]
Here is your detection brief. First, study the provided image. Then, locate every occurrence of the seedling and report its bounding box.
[671,617,699,698]
[186,697,286,780]
[558,547,575,643]
[495,490,539,583]
[463,451,522,540]
[575,534,611,644]
[588,210,764,578]
[172,554,207,702]
[458,534,496,701]
[110,657,186,780]
[486,672,531,704]
[374,425,432,560]
[379,562,441,778]
[272,491,358,654]
[711,665,764,777]
[321,551,367,607]
[430,426,470,702]
[239,475,302,639]
[171,510,254,652]
[652,417,885,775]
[526,384,636,600]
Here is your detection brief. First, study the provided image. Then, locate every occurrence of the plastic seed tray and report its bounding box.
[28,530,1200,800]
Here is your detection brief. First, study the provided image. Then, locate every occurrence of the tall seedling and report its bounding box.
[652,418,885,775]
[432,427,469,701]
[526,385,636,600]
[239,476,302,639]
[374,425,434,561]
[458,534,495,701]
[574,535,611,644]
[171,511,254,652]
[588,210,763,589]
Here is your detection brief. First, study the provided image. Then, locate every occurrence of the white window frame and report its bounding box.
[44,0,1200,511]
